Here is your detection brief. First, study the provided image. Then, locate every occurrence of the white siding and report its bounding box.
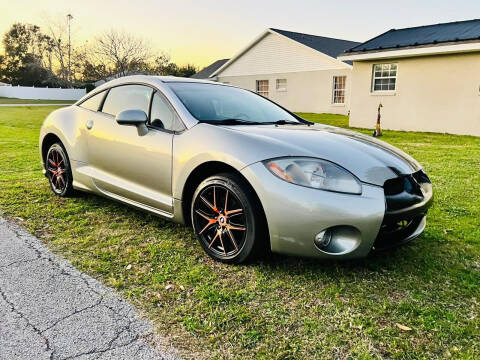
[218,69,352,115]
[349,53,480,136]
[218,33,347,77]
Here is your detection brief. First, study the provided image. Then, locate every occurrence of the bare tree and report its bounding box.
[43,16,70,82]
[92,30,152,79]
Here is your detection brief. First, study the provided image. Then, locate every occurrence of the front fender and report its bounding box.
[172,127,250,200]
[39,106,89,164]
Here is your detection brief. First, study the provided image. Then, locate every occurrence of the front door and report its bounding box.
[85,84,174,215]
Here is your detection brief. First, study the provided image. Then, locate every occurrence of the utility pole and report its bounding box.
[67,14,73,86]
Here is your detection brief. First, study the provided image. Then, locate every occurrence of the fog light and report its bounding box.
[313,226,361,255]
[314,230,332,249]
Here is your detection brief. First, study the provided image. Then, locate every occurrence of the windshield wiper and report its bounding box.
[201,119,263,125]
[200,119,313,126]
[262,120,304,125]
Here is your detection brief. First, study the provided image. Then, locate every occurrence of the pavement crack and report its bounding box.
[60,333,141,360]
[0,284,54,359]
[40,295,104,333]
[0,217,175,359]
[0,256,41,269]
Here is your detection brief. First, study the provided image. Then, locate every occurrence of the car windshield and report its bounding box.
[167,82,301,124]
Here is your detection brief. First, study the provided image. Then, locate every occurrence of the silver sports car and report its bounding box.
[39,76,433,263]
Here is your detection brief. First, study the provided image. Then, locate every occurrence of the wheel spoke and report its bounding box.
[226,228,238,251]
[226,208,242,216]
[213,186,217,211]
[218,230,227,256]
[208,230,220,248]
[58,174,65,186]
[224,190,229,213]
[199,221,216,235]
[195,209,214,221]
[200,195,219,213]
[227,224,246,231]
[48,158,57,167]
[195,210,217,235]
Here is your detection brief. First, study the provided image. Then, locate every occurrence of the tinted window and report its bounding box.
[102,85,153,117]
[150,92,183,132]
[167,82,299,124]
[79,91,105,111]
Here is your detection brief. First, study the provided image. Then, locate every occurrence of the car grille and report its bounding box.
[374,170,431,250]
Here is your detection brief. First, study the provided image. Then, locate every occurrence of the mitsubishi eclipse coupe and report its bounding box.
[39,76,433,263]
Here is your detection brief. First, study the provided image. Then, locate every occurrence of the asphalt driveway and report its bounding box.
[0,217,178,360]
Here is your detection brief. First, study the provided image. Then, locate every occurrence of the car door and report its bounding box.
[85,84,175,215]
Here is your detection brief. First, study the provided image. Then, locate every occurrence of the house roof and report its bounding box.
[212,28,359,77]
[270,28,360,59]
[345,19,480,54]
[191,59,229,79]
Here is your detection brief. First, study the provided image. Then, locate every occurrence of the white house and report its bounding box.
[338,19,480,136]
[211,28,360,115]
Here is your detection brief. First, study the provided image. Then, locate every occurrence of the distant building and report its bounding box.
[211,28,359,115]
[339,19,480,136]
[191,59,229,81]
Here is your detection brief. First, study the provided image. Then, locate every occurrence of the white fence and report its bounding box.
[0,85,86,100]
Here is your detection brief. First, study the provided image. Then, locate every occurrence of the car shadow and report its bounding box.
[247,232,441,278]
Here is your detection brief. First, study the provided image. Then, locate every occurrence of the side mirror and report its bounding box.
[116,109,149,136]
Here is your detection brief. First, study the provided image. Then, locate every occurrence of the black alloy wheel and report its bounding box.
[191,173,266,263]
[46,143,74,197]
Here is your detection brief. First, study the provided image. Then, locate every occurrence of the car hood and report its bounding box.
[223,123,422,186]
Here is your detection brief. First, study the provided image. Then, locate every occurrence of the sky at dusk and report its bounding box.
[1,0,480,68]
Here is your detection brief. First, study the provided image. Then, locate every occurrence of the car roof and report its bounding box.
[77,75,228,103]
[107,75,219,85]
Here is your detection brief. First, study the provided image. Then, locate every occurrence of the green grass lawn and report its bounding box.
[0,107,479,359]
[0,97,76,104]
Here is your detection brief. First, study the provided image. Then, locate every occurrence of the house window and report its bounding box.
[256,80,269,97]
[372,64,397,92]
[276,79,287,92]
[332,76,346,104]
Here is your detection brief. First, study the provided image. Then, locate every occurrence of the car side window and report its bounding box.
[102,85,152,117]
[150,92,184,132]
[79,91,105,111]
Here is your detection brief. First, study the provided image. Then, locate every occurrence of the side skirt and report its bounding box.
[92,183,174,219]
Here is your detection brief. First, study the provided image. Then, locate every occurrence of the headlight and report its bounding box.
[264,157,362,194]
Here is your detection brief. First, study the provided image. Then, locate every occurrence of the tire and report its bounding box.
[45,142,74,197]
[191,173,267,264]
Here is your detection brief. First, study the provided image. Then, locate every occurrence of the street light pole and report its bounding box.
[67,14,73,86]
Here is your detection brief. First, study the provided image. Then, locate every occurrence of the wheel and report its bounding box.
[191,173,267,264]
[45,142,74,197]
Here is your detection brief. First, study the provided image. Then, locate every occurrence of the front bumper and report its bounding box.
[373,170,433,250]
[241,163,432,259]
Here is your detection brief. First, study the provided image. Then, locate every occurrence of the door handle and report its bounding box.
[86,120,94,130]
